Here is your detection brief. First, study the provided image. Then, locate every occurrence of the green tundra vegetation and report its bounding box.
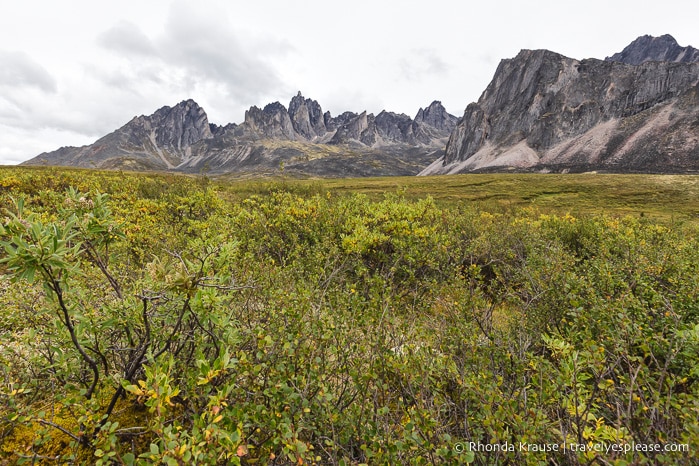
[0,167,698,465]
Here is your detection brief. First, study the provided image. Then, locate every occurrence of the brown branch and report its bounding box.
[97,295,154,436]
[153,296,191,360]
[82,240,123,300]
[44,266,100,401]
[37,419,82,443]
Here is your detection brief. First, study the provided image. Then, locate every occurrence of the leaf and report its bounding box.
[122,453,135,466]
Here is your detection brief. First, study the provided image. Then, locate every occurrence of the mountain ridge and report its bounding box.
[606,34,699,65]
[25,93,457,177]
[421,35,699,175]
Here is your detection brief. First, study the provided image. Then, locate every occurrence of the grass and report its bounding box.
[219,173,699,224]
[2,166,698,223]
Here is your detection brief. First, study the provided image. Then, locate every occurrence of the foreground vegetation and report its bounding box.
[0,167,698,464]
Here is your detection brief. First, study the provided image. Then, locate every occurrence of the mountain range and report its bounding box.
[24,93,457,178]
[24,34,699,176]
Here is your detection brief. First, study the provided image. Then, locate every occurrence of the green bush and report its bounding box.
[0,170,697,465]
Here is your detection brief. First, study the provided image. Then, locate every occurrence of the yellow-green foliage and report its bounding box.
[0,167,698,465]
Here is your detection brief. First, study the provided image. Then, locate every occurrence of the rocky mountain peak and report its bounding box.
[144,99,213,150]
[329,111,373,145]
[414,101,458,132]
[288,91,327,140]
[122,99,213,154]
[374,111,414,143]
[324,111,358,132]
[244,102,296,140]
[605,34,699,65]
[262,101,288,115]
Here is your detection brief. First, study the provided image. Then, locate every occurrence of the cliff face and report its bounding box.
[288,92,327,140]
[147,99,213,150]
[423,43,699,175]
[244,102,297,140]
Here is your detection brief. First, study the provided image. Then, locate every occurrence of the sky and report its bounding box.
[1,0,698,165]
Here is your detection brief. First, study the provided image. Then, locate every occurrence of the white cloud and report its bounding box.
[86,2,293,125]
[98,20,159,57]
[0,50,57,93]
[0,123,94,165]
[398,49,449,81]
[157,2,285,103]
[92,3,289,105]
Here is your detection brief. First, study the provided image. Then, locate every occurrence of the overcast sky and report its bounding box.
[1,0,698,165]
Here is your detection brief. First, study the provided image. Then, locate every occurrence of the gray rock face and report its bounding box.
[412,101,458,145]
[606,34,699,65]
[147,99,213,149]
[414,101,458,132]
[324,111,359,132]
[427,47,699,174]
[329,111,373,145]
[244,102,297,140]
[374,111,414,143]
[288,92,327,140]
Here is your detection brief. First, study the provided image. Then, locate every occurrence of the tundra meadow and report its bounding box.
[1,168,698,465]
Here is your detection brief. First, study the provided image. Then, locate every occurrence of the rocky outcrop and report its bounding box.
[244,102,297,140]
[329,111,373,145]
[146,99,213,150]
[606,34,699,65]
[412,101,458,145]
[423,43,699,175]
[288,92,327,140]
[414,101,458,132]
[374,111,414,144]
[324,111,359,132]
